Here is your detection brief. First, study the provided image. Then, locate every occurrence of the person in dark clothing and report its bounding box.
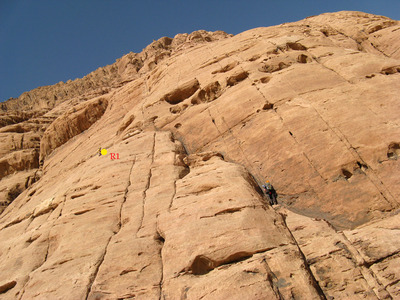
[262,181,278,205]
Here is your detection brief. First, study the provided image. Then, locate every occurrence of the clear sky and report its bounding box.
[1,0,399,102]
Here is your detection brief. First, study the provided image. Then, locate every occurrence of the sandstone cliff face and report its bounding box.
[0,11,399,299]
[1,31,231,113]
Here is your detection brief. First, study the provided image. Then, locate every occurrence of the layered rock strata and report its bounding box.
[0,11,399,299]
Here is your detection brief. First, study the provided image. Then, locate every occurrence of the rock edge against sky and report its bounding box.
[0,11,399,299]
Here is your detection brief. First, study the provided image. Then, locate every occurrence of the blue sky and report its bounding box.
[1,0,399,102]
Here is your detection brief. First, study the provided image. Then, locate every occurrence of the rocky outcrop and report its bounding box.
[0,170,38,214]
[0,11,399,299]
[0,111,54,210]
[280,207,400,299]
[1,30,232,112]
[39,96,108,160]
[0,149,39,180]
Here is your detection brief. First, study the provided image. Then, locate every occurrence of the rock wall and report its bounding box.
[0,11,399,299]
[39,96,108,160]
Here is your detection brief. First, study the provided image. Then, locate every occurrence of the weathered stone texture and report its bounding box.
[0,11,399,299]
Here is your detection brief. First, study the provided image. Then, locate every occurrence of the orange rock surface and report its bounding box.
[0,11,399,299]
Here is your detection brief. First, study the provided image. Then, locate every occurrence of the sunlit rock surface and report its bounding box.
[0,11,399,299]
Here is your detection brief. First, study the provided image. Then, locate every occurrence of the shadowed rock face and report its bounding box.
[39,96,108,161]
[0,11,400,299]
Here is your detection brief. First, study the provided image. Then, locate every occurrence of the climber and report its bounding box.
[262,181,278,205]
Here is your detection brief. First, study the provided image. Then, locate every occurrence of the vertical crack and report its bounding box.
[260,258,284,300]
[206,109,223,143]
[118,157,136,230]
[278,213,327,300]
[141,75,149,121]
[157,230,165,300]
[137,132,156,235]
[20,133,24,149]
[169,134,189,211]
[168,179,177,212]
[11,134,15,150]
[85,158,136,299]
[84,236,112,300]
[58,194,67,218]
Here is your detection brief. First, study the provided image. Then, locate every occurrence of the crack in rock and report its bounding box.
[85,158,135,299]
